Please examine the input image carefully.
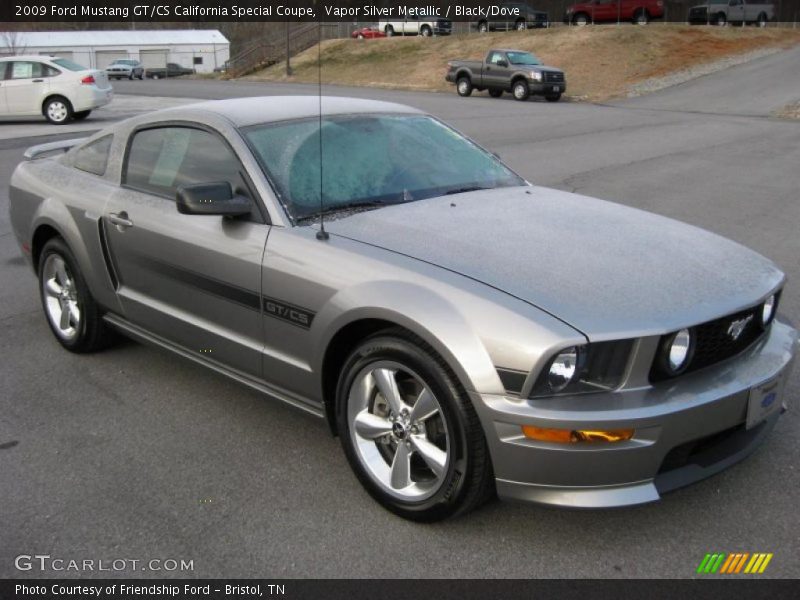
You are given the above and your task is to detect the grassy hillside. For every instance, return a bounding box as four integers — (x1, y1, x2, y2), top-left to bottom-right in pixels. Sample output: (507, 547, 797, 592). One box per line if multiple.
(245, 25, 800, 101)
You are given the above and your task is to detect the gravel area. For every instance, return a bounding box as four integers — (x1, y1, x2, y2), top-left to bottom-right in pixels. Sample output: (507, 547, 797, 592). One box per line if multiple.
(627, 47, 783, 97)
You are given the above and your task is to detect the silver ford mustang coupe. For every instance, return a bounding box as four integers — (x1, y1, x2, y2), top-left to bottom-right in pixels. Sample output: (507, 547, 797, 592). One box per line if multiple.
(9, 97, 797, 521)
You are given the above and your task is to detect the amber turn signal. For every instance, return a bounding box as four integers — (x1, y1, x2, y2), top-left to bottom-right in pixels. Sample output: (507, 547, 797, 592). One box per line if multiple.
(521, 425, 634, 444)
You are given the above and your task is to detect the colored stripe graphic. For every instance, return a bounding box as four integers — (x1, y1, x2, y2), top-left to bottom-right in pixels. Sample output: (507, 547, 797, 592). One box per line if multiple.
(698, 552, 773, 574)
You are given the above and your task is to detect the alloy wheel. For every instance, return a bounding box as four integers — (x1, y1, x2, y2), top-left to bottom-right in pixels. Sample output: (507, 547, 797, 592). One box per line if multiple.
(348, 362, 450, 501)
(42, 254, 81, 340)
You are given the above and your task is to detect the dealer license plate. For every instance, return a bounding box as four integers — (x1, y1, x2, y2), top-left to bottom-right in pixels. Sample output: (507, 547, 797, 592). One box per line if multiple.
(746, 375, 783, 429)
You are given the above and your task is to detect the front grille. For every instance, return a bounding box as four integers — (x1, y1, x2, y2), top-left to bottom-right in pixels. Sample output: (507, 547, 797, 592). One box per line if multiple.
(544, 71, 564, 83)
(650, 298, 777, 382)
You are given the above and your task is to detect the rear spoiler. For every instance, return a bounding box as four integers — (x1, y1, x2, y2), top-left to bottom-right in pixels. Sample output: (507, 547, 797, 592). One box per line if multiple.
(24, 137, 88, 161)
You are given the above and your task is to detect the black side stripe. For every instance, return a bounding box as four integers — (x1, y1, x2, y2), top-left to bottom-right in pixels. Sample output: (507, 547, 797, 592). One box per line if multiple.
(130, 254, 261, 311)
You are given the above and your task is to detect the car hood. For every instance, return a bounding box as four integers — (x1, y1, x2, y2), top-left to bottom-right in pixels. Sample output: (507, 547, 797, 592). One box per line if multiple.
(324, 186, 784, 340)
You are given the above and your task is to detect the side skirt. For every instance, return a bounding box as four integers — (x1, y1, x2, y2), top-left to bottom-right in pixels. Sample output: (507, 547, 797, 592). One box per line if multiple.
(102, 313, 325, 419)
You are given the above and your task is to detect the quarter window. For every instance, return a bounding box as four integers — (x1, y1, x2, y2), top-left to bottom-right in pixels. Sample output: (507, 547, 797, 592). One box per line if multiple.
(74, 135, 113, 177)
(124, 127, 249, 200)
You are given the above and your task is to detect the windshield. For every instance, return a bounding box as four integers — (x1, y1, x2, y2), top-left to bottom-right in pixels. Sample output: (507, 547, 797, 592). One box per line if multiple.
(113, 60, 136, 65)
(51, 58, 88, 71)
(244, 115, 524, 221)
(506, 52, 541, 66)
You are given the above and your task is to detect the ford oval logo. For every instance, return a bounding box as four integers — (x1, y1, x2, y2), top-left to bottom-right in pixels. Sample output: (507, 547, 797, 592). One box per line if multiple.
(761, 392, 777, 408)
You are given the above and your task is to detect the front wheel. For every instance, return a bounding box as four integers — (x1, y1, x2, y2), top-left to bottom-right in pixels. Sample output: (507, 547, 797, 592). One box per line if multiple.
(38, 237, 112, 353)
(478, 21, 488, 33)
(515, 19, 527, 31)
(336, 331, 494, 521)
(715, 13, 727, 26)
(385, 25, 395, 36)
(633, 10, 649, 25)
(420, 25, 432, 37)
(456, 76, 473, 97)
(757, 13, 767, 27)
(573, 13, 589, 26)
(512, 79, 530, 101)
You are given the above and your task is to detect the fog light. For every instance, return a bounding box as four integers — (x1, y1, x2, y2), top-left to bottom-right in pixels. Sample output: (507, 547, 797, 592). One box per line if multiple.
(522, 425, 634, 443)
(666, 328, 693, 374)
(761, 294, 776, 327)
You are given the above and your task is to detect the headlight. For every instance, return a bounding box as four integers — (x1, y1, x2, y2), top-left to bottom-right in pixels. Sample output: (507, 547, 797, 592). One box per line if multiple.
(548, 346, 580, 392)
(530, 71, 542, 81)
(761, 294, 776, 327)
(530, 340, 634, 398)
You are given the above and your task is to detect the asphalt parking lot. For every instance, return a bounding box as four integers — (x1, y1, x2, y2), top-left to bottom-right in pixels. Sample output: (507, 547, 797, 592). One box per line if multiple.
(2, 47, 799, 578)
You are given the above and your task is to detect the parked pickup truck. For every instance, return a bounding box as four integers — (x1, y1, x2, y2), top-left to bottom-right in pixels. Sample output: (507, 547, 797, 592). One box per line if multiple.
(688, 1, 774, 26)
(146, 63, 195, 79)
(446, 49, 566, 101)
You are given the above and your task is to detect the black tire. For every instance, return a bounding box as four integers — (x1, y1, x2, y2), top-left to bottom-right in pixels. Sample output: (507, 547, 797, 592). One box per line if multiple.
(545, 93, 562, 102)
(512, 79, 530, 101)
(715, 13, 727, 26)
(72, 110, 91, 120)
(38, 237, 113, 353)
(456, 76, 473, 97)
(573, 12, 589, 26)
(152, 73, 160, 80)
(420, 25, 432, 37)
(336, 330, 494, 521)
(43, 96, 73, 125)
(757, 13, 767, 27)
(357, 34, 365, 39)
(478, 21, 488, 33)
(128, 72, 134, 80)
(488, 89, 503, 98)
(515, 19, 527, 31)
(633, 10, 649, 25)
(138, 72, 144, 80)
(385, 25, 395, 36)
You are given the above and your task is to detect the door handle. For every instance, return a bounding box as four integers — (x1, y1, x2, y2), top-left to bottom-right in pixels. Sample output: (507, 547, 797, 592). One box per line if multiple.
(32, 79, 44, 83)
(108, 212, 134, 229)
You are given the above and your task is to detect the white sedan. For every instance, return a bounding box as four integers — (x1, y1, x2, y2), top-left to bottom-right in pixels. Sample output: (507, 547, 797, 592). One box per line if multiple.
(0, 55, 113, 124)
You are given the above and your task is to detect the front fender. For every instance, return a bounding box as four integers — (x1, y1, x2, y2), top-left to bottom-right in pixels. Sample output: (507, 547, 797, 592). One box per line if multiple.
(314, 280, 497, 395)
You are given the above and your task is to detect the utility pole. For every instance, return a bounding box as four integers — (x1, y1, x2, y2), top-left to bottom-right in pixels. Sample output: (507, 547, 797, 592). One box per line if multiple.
(286, 21, 293, 76)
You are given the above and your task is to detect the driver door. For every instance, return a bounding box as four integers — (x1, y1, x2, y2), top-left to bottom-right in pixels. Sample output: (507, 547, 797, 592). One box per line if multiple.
(102, 124, 269, 378)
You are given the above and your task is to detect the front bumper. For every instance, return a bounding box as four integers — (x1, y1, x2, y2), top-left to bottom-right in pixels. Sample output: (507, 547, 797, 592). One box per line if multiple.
(472, 319, 797, 507)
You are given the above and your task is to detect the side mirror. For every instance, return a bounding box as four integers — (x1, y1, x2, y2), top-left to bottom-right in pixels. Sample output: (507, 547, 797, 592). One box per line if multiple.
(497, 59, 509, 68)
(176, 182, 251, 217)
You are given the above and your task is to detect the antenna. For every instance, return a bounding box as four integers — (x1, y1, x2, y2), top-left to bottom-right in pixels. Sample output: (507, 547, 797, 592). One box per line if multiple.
(315, 18, 329, 241)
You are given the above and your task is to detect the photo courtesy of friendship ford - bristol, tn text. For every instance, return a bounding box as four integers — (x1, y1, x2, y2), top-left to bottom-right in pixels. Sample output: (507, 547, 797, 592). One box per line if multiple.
(1, 0, 799, 590)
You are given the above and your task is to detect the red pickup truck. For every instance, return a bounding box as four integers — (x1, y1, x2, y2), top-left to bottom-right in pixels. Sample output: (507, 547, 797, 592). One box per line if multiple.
(564, 0, 664, 25)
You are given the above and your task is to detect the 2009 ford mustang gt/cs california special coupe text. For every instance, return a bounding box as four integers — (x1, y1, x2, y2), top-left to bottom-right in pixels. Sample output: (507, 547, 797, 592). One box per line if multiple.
(9, 97, 797, 521)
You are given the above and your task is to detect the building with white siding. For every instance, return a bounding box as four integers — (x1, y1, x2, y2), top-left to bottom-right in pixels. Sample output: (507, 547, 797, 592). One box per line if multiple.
(0, 30, 229, 73)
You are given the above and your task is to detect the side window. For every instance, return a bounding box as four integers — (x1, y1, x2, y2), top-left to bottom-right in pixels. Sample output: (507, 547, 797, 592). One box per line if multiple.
(124, 127, 249, 200)
(74, 135, 113, 177)
(489, 52, 505, 65)
(9, 61, 45, 80)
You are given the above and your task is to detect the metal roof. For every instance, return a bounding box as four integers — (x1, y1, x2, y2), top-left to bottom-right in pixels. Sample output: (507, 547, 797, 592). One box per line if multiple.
(0, 29, 229, 49)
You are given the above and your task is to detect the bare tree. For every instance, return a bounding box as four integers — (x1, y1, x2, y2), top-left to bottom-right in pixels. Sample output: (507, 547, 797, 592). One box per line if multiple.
(0, 30, 27, 55)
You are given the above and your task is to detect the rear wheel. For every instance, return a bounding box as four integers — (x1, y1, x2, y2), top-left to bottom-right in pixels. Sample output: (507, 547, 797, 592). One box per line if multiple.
(152, 73, 160, 80)
(716, 13, 727, 26)
(38, 237, 112, 353)
(420, 25, 432, 37)
(43, 96, 73, 124)
(757, 12, 767, 27)
(512, 79, 530, 101)
(633, 10, 649, 25)
(488, 89, 503, 98)
(72, 110, 91, 120)
(478, 21, 488, 33)
(515, 19, 527, 31)
(385, 25, 395, 36)
(456, 76, 473, 97)
(336, 331, 494, 521)
(574, 13, 589, 26)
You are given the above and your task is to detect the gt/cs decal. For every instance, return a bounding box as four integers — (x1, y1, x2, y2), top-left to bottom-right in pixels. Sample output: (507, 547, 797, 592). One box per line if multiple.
(262, 296, 315, 329)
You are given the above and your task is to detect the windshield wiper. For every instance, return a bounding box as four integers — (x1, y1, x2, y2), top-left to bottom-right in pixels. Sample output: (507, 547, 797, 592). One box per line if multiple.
(444, 185, 494, 196)
(297, 200, 387, 223)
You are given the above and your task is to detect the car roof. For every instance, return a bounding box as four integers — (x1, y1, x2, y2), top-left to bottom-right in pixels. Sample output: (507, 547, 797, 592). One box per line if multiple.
(168, 96, 423, 128)
(0, 55, 61, 61)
